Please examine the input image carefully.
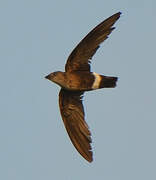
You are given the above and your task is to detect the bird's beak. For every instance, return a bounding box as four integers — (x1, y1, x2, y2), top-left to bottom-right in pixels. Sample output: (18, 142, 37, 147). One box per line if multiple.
(45, 74, 51, 80)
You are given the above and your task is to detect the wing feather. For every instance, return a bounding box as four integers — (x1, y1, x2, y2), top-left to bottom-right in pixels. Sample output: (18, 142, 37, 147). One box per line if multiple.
(59, 89, 93, 162)
(65, 12, 121, 72)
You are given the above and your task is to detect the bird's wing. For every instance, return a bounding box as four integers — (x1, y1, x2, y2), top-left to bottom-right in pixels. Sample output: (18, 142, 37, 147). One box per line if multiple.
(65, 12, 121, 72)
(59, 88, 92, 162)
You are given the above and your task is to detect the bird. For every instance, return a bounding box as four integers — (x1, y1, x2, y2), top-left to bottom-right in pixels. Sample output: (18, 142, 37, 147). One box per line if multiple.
(45, 12, 121, 162)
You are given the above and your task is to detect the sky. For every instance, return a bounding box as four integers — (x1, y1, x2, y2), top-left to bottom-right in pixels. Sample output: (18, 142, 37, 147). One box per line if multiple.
(0, 0, 156, 180)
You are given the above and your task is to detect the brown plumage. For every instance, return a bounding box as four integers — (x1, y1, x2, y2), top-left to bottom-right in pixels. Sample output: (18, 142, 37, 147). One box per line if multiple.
(65, 12, 121, 72)
(45, 12, 121, 162)
(59, 89, 92, 162)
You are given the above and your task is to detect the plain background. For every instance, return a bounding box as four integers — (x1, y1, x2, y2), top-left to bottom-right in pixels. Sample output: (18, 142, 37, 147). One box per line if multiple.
(0, 0, 156, 180)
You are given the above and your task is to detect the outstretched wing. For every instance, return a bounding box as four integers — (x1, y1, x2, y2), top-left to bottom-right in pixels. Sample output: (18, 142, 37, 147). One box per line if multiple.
(65, 12, 121, 72)
(59, 89, 92, 162)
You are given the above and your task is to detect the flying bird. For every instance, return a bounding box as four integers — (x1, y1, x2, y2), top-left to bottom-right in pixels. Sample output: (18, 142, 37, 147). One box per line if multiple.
(45, 12, 121, 162)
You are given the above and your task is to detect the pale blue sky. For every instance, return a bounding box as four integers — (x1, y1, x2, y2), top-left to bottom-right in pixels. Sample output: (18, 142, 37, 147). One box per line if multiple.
(0, 0, 156, 180)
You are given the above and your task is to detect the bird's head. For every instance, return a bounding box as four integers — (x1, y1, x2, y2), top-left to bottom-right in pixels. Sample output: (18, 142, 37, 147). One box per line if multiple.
(45, 71, 65, 86)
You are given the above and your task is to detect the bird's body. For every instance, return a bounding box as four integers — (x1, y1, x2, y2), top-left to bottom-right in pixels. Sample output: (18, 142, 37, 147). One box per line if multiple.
(46, 71, 117, 91)
(45, 12, 121, 162)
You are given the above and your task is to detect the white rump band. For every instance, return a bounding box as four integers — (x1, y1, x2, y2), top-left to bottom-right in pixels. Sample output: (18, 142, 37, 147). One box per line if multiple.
(92, 72, 101, 89)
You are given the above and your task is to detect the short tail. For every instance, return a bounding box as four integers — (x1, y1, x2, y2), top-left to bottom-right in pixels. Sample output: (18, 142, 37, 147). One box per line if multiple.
(99, 76, 118, 88)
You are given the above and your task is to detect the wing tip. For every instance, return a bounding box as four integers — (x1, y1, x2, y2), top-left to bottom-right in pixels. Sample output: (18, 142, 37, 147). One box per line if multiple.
(88, 157, 93, 163)
(111, 11, 122, 21)
(85, 153, 93, 163)
(116, 11, 122, 16)
(118, 11, 122, 15)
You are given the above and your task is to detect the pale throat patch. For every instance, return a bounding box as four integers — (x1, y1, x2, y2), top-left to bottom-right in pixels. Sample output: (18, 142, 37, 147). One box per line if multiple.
(92, 72, 101, 89)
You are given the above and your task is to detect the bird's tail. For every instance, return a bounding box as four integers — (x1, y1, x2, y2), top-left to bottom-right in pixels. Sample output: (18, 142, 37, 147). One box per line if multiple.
(99, 76, 118, 88)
